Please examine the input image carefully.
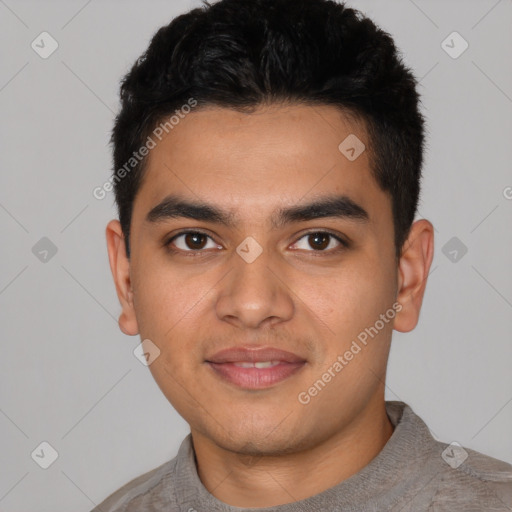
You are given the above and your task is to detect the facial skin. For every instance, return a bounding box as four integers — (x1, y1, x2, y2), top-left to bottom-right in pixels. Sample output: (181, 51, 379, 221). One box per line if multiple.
(106, 104, 434, 507)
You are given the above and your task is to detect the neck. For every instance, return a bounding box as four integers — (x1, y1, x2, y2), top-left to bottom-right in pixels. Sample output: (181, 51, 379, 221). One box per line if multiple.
(191, 397, 394, 508)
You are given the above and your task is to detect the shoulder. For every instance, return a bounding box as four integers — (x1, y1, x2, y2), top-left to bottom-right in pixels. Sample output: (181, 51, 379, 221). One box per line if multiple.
(387, 402, 512, 511)
(458, 446, 512, 482)
(428, 442, 512, 511)
(90, 456, 178, 512)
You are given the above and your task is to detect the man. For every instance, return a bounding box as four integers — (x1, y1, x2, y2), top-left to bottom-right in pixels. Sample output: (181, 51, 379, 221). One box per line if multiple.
(94, 0, 512, 510)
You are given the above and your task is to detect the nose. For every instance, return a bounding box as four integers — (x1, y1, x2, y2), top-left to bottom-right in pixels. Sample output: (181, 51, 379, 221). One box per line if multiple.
(215, 245, 295, 330)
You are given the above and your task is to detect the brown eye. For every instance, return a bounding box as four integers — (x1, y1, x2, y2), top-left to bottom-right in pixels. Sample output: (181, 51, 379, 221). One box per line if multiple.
(184, 233, 207, 249)
(168, 231, 219, 252)
(291, 231, 348, 253)
(308, 233, 330, 250)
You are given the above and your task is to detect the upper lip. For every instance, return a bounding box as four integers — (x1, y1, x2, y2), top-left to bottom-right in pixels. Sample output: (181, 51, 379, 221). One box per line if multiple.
(206, 346, 306, 364)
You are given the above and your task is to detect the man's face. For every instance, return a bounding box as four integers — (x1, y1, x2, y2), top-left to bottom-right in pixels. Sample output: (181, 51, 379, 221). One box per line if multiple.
(119, 104, 402, 454)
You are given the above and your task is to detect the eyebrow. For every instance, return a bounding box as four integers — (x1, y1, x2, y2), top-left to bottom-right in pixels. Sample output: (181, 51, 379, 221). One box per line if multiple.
(145, 193, 369, 228)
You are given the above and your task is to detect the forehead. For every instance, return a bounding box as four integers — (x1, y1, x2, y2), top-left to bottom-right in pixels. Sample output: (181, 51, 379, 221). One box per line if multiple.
(133, 104, 389, 225)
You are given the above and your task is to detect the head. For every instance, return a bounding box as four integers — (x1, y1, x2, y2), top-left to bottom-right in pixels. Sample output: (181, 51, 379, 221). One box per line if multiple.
(106, 0, 434, 456)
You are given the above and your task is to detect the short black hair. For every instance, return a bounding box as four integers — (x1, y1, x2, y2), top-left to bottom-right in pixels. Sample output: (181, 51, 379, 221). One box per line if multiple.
(110, 0, 426, 259)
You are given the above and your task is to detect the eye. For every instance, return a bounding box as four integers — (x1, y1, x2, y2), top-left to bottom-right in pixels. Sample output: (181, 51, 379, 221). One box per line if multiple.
(291, 231, 348, 252)
(167, 231, 221, 252)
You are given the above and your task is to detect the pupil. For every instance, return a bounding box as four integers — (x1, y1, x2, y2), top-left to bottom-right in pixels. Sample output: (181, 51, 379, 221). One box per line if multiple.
(186, 233, 206, 249)
(310, 233, 329, 250)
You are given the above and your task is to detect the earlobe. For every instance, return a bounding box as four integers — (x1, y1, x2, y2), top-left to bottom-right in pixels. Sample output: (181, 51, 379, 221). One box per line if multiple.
(105, 220, 139, 336)
(393, 219, 435, 333)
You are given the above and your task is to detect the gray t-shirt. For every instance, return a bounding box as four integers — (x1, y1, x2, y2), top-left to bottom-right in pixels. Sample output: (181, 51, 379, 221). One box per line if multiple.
(91, 401, 512, 511)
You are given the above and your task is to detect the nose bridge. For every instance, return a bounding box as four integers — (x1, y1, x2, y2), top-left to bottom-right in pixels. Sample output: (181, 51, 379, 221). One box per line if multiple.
(215, 241, 294, 328)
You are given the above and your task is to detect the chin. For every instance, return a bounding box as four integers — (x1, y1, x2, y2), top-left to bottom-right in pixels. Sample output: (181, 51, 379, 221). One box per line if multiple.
(204, 419, 311, 457)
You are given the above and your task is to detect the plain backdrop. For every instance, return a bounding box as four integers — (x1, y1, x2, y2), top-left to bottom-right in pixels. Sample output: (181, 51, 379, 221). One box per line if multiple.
(0, 0, 511, 510)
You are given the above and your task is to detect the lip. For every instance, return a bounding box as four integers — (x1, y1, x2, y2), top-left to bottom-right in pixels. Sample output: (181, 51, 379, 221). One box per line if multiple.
(205, 346, 307, 390)
(207, 346, 306, 364)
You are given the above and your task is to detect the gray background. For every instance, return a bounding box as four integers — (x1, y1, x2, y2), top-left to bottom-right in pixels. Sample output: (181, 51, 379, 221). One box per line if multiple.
(0, 0, 511, 510)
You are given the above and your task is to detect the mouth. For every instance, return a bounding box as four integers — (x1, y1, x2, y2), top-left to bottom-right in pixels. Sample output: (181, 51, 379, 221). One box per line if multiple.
(205, 346, 307, 390)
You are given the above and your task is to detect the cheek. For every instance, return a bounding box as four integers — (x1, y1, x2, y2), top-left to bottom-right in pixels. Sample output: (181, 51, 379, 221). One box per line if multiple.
(132, 264, 213, 379)
(132, 278, 170, 338)
(296, 258, 395, 341)
(135, 272, 207, 416)
(132, 259, 203, 338)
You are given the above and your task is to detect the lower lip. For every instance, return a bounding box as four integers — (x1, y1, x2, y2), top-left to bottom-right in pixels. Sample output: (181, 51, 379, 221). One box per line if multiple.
(206, 361, 306, 389)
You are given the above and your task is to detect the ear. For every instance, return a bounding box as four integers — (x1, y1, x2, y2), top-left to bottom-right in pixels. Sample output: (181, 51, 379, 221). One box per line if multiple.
(105, 219, 139, 336)
(393, 219, 435, 333)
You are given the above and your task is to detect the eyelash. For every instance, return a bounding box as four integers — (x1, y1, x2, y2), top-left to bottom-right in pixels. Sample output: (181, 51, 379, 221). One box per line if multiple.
(164, 230, 349, 257)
